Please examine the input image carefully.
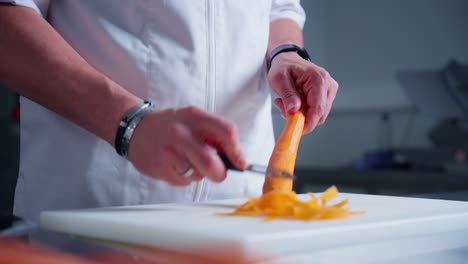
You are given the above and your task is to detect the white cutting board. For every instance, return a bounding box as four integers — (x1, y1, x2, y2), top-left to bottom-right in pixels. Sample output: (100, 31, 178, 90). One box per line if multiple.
(40, 193, 468, 259)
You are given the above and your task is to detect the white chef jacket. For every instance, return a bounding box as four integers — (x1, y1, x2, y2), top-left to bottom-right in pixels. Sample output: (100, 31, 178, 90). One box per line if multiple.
(3, 0, 305, 229)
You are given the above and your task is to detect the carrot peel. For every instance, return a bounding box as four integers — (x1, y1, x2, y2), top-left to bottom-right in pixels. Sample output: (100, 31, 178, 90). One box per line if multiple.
(222, 186, 365, 221)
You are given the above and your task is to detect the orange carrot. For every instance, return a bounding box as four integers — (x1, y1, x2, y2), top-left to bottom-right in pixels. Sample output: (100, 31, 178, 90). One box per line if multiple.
(263, 102, 306, 193)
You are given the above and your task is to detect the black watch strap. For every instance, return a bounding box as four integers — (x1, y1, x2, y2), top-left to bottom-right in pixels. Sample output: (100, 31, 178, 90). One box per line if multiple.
(115, 101, 155, 158)
(267, 44, 312, 71)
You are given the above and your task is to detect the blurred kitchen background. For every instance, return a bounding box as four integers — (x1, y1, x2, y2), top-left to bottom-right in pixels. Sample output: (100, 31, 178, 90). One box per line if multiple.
(275, 0, 468, 196)
(1, 0, 467, 213)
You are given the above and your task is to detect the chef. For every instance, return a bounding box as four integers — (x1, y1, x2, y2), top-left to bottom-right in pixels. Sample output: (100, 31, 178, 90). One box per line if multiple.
(0, 0, 338, 241)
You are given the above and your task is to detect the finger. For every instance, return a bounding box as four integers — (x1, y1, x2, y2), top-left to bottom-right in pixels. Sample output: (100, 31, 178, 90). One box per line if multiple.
(171, 147, 204, 182)
(159, 161, 193, 186)
(172, 167, 203, 185)
(190, 171, 205, 182)
(171, 121, 227, 182)
(273, 98, 287, 119)
(164, 169, 192, 186)
(304, 92, 327, 134)
(303, 111, 321, 134)
(270, 68, 302, 114)
(302, 77, 328, 134)
(182, 107, 247, 170)
(185, 145, 226, 183)
(146, 148, 192, 186)
(318, 78, 339, 125)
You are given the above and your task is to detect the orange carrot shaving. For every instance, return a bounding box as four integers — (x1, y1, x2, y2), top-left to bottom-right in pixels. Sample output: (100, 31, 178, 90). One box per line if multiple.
(222, 186, 364, 222)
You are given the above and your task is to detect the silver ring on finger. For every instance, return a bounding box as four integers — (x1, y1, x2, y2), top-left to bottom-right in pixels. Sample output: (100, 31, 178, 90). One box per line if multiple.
(180, 167, 195, 178)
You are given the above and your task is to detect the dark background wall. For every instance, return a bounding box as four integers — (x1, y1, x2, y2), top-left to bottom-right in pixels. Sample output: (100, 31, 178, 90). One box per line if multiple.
(0, 85, 19, 213)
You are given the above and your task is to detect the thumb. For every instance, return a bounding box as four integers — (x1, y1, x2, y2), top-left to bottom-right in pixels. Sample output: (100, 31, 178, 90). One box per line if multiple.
(276, 77, 301, 114)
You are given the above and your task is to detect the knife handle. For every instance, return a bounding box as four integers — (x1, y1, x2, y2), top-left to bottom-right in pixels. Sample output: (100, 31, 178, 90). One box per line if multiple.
(219, 153, 242, 171)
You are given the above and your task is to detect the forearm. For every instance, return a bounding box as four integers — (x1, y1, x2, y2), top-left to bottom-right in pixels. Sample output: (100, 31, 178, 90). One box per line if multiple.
(267, 18, 304, 58)
(0, 5, 141, 146)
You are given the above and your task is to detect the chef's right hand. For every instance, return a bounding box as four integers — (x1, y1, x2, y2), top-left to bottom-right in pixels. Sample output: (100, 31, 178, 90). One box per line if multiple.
(127, 106, 247, 186)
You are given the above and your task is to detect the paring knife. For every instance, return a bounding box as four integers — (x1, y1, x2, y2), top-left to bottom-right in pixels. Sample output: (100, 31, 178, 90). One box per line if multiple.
(219, 154, 294, 179)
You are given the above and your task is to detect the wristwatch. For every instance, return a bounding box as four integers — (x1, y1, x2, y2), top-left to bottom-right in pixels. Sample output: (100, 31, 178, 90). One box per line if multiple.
(267, 44, 312, 71)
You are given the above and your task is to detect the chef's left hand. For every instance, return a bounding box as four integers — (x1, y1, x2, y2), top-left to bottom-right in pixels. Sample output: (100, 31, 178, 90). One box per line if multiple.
(268, 52, 338, 134)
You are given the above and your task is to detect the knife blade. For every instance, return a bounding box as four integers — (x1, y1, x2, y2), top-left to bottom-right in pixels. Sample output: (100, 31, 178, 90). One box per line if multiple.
(219, 154, 294, 179)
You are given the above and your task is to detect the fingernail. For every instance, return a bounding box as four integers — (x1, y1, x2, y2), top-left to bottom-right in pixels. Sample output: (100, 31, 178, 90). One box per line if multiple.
(286, 103, 296, 113)
(237, 154, 248, 168)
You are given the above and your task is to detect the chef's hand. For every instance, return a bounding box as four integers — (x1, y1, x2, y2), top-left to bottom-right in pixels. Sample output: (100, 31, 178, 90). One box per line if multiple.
(268, 52, 338, 134)
(127, 106, 247, 186)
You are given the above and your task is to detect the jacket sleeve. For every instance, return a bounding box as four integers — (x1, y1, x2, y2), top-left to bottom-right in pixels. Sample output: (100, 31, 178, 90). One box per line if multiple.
(0, 0, 50, 17)
(270, 0, 306, 29)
